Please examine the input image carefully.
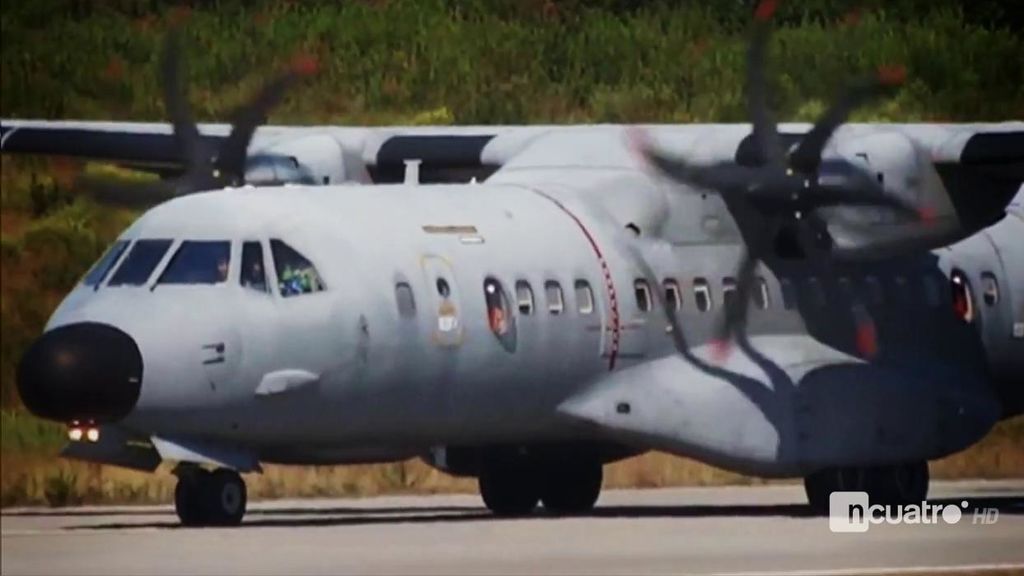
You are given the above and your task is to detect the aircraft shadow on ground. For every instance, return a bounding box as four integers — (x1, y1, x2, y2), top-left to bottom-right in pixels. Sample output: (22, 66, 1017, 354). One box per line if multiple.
(55, 495, 1023, 530)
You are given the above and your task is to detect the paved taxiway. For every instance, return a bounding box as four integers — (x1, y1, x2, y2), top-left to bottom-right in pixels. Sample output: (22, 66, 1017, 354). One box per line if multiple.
(2, 480, 1023, 575)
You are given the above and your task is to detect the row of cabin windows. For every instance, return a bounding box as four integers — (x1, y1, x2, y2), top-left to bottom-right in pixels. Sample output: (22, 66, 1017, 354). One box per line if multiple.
(393, 278, 597, 319)
(633, 271, 1001, 314)
(394, 270, 1002, 320)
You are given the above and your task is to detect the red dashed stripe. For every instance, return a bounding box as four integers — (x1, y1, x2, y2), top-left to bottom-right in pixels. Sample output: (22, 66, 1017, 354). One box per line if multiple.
(531, 190, 620, 371)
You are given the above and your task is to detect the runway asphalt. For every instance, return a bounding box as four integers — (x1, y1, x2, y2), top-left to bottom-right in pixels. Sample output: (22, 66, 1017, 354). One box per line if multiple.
(2, 480, 1023, 575)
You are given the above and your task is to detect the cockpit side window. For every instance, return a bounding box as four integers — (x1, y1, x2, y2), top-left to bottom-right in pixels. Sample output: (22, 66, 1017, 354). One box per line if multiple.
(240, 241, 269, 293)
(158, 241, 231, 285)
(271, 239, 325, 297)
(82, 240, 129, 287)
(108, 239, 173, 286)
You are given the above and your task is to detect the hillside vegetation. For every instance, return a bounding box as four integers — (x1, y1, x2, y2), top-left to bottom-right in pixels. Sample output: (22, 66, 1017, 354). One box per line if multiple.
(1, 0, 1021, 505)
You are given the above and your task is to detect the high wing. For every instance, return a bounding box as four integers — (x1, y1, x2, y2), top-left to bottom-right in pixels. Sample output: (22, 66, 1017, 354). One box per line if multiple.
(2, 118, 1021, 185)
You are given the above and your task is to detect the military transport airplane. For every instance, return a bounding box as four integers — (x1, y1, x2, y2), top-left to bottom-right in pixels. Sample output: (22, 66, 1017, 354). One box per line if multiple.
(2, 3, 1022, 526)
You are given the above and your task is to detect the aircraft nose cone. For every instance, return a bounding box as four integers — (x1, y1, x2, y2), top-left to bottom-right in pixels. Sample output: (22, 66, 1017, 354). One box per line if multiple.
(16, 322, 142, 423)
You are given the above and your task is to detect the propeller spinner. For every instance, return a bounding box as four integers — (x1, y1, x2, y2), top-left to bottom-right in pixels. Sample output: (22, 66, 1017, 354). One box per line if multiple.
(80, 29, 318, 207)
(632, 0, 932, 360)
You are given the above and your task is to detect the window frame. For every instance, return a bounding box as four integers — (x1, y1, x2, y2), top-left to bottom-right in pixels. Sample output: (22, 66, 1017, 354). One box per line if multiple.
(575, 280, 595, 315)
(544, 280, 565, 315)
(634, 279, 652, 313)
(779, 278, 796, 310)
(515, 280, 535, 316)
(107, 238, 175, 287)
(395, 282, 417, 318)
(156, 239, 234, 287)
(722, 277, 737, 312)
(663, 279, 681, 312)
(268, 238, 327, 298)
(864, 276, 885, 306)
(83, 239, 130, 288)
(753, 277, 770, 310)
(693, 277, 713, 313)
(981, 271, 999, 307)
(804, 276, 826, 308)
(239, 240, 270, 294)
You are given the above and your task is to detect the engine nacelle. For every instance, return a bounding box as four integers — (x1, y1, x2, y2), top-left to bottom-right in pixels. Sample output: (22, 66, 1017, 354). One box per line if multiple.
(247, 134, 369, 186)
(822, 131, 1020, 261)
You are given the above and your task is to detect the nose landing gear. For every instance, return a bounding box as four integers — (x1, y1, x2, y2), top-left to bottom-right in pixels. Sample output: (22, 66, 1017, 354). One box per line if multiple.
(174, 465, 247, 526)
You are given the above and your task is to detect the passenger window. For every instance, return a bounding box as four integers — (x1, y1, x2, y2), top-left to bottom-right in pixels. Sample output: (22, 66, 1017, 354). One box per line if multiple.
(83, 240, 129, 286)
(515, 281, 534, 315)
(950, 270, 975, 323)
(663, 279, 681, 312)
(864, 276, 884, 306)
(436, 278, 451, 297)
(804, 277, 825, 307)
(158, 241, 231, 285)
(981, 272, 999, 306)
(693, 278, 713, 312)
(545, 281, 564, 315)
(575, 280, 595, 315)
(923, 275, 941, 308)
(240, 241, 268, 293)
(722, 277, 737, 311)
(634, 279, 652, 312)
(894, 275, 911, 304)
(108, 239, 172, 286)
(484, 278, 514, 336)
(753, 277, 770, 310)
(271, 239, 325, 297)
(779, 278, 796, 310)
(395, 283, 416, 317)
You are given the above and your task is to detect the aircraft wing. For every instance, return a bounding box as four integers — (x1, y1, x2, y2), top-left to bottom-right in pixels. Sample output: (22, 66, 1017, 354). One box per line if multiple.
(2, 118, 1021, 188)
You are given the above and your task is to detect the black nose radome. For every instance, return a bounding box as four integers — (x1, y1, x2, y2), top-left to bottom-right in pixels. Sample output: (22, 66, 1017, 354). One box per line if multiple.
(17, 322, 142, 423)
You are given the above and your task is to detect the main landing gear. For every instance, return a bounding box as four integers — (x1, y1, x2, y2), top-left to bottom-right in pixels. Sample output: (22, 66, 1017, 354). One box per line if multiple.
(804, 461, 929, 513)
(479, 456, 603, 517)
(174, 466, 247, 526)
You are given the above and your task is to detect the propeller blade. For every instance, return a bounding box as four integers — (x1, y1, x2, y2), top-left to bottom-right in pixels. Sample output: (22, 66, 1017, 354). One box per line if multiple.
(746, 0, 785, 168)
(789, 65, 906, 172)
(713, 248, 760, 359)
(160, 29, 204, 176)
(217, 55, 317, 183)
(639, 146, 760, 194)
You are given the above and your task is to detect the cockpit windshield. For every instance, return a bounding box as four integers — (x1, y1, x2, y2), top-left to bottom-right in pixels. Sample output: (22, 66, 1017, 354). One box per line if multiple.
(107, 239, 173, 286)
(82, 240, 129, 287)
(157, 241, 231, 285)
(271, 239, 325, 297)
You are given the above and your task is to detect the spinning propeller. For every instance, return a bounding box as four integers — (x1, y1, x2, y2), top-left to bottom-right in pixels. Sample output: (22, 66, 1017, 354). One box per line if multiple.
(632, 0, 933, 360)
(80, 29, 318, 207)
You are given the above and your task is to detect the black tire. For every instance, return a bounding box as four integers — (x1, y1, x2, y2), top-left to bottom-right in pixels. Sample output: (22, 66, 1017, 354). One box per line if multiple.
(540, 460, 602, 515)
(870, 462, 929, 506)
(479, 463, 538, 517)
(174, 469, 210, 527)
(202, 468, 247, 526)
(803, 467, 866, 514)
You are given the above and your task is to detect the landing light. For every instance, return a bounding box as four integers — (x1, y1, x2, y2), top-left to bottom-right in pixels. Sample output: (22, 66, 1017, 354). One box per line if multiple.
(67, 425, 100, 443)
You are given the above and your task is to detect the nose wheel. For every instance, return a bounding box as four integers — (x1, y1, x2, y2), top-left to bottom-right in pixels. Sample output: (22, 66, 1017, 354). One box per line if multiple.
(174, 466, 247, 526)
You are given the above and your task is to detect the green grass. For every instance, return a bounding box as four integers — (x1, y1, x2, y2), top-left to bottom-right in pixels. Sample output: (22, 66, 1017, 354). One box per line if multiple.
(0, 410, 65, 454)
